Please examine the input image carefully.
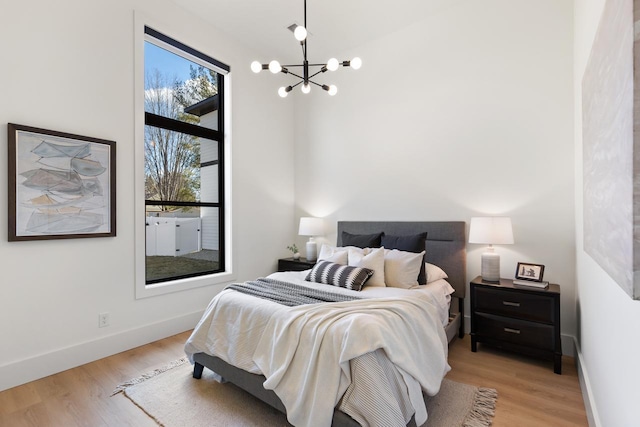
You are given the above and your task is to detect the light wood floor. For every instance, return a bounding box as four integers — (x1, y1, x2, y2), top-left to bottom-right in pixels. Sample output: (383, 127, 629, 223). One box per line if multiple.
(0, 331, 587, 426)
(447, 335, 588, 426)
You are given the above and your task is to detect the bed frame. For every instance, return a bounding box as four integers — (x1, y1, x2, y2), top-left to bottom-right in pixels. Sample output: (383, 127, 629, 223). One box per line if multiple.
(193, 221, 467, 427)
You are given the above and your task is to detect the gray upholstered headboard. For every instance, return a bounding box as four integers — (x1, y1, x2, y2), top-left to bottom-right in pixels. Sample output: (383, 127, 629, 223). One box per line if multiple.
(336, 221, 466, 299)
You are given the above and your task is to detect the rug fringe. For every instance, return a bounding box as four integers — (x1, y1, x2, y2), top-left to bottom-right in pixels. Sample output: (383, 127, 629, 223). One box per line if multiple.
(462, 387, 497, 427)
(110, 357, 190, 396)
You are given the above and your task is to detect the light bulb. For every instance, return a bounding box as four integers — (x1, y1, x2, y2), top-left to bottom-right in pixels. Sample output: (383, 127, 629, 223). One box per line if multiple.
(269, 60, 282, 74)
(350, 57, 362, 70)
(328, 85, 337, 96)
(294, 25, 307, 41)
(278, 87, 289, 98)
(251, 61, 262, 73)
(301, 83, 311, 94)
(326, 58, 339, 71)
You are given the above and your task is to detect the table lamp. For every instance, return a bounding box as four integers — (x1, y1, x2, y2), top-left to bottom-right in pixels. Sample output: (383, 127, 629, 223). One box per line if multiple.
(468, 217, 514, 282)
(298, 217, 324, 262)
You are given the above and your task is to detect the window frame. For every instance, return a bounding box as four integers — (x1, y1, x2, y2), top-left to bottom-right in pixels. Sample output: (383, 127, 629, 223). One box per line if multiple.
(134, 13, 234, 299)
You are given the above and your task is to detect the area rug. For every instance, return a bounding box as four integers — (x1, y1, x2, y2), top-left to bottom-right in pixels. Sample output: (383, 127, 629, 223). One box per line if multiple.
(112, 358, 496, 427)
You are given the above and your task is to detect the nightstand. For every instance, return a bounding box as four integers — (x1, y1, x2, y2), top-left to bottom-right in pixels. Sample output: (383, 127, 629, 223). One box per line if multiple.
(278, 257, 316, 272)
(470, 276, 562, 374)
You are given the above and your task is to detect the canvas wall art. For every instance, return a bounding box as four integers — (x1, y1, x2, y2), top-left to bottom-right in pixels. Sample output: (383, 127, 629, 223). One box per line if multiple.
(8, 123, 116, 241)
(582, 0, 639, 299)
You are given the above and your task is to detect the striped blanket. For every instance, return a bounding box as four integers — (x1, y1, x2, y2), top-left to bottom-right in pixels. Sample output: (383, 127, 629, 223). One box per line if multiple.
(226, 278, 363, 306)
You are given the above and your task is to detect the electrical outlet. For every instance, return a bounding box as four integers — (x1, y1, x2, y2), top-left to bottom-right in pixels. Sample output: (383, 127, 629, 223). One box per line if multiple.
(99, 312, 110, 328)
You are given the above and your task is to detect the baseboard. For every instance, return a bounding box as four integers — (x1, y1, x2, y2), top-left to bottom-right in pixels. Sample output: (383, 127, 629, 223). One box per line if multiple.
(574, 337, 601, 427)
(0, 310, 203, 392)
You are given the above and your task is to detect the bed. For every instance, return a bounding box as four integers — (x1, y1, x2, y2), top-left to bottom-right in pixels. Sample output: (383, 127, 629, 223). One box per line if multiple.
(185, 221, 466, 427)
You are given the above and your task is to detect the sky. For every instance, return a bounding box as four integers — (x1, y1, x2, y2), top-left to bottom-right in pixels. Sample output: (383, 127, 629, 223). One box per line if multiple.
(145, 41, 194, 84)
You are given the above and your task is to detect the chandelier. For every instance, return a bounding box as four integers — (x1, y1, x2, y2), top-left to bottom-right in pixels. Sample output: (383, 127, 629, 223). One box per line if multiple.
(250, 0, 361, 97)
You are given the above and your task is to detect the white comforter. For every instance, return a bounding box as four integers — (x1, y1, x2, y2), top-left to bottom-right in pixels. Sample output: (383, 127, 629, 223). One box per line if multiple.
(184, 272, 452, 427)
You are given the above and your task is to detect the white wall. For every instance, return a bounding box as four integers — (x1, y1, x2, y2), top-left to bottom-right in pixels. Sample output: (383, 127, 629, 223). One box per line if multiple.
(8, 7, 634, 426)
(574, 0, 640, 425)
(0, 0, 295, 391)
(294, 0, 576, 347)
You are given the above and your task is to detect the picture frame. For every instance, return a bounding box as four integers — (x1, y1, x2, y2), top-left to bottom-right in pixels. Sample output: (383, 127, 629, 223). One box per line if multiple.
(8, 123, 116, 241)
(515, 262, 545, 282)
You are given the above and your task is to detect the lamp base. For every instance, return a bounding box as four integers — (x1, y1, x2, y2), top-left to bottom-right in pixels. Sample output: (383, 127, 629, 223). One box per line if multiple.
(306, 239, 317, 262)
(480, 250, 500, 282)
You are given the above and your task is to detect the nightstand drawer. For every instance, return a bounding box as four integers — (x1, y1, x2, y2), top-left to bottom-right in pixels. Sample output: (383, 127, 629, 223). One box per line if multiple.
(474, 287, 555, 323)
(475, 313, 555, 350)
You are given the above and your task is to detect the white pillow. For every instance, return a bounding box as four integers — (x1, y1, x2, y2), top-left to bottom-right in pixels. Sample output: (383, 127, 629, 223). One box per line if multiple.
(426, 263, 448, 283)
(317, 244, 348, 264)
(384, 249, 425, 289)
(348, 247, 386, 287)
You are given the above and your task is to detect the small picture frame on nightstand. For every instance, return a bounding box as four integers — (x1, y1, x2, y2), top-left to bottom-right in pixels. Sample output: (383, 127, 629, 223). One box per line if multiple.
(515, 262, 545, 282)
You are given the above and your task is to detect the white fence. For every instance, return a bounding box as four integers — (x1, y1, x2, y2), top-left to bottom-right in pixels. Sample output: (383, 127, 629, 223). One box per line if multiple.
(146, 217, 202, 256)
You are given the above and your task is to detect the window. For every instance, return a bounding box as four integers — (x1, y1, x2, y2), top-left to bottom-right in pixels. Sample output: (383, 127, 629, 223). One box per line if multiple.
(142, 27, 230, 286)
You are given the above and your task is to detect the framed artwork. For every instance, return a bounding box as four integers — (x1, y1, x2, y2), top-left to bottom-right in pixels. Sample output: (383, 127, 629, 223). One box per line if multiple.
(8, 123, 116, 241)
(582, 0, 639, 299)
(515, 262, 545, 282)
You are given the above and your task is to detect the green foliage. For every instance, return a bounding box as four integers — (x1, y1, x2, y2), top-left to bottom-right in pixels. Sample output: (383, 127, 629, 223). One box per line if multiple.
(174, 65, 218, 111)
(287, 244, 299, 254)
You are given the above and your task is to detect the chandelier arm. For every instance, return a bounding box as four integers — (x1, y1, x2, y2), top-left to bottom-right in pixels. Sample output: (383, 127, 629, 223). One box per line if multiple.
(308, 79, 325, 88)
(286, 70, 305, 80)
(279, 63, 328, 68)
(308, 69, 326, 79)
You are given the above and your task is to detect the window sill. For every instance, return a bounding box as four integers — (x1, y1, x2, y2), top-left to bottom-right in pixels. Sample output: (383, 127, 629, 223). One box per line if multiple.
(135, 270, 235, 299)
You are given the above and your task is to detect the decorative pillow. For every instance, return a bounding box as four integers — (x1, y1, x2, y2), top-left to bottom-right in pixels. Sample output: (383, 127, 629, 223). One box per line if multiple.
(381, 233, 427, 284)
(341, 231, 383, 249)
(426, 262, 448, 283)
(383, 249, 425, 289)
(305, 261, 374, 291)
(317, 244, 349, 265)
(348, 246, 386, 287)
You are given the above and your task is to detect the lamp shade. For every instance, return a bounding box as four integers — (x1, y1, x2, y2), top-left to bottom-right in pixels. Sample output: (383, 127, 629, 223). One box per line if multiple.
(468, 217, 514, 245)
(469, 217, 514, 282)
(298, 217, 324, 236)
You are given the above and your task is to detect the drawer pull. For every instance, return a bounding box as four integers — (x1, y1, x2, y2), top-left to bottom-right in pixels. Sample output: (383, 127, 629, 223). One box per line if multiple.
(502, 301, 520, 307)
(504, 327, 521, 334)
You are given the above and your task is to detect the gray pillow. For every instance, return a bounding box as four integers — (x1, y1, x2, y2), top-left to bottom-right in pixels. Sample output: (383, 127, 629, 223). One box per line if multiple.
(341, 231, 383, 249)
